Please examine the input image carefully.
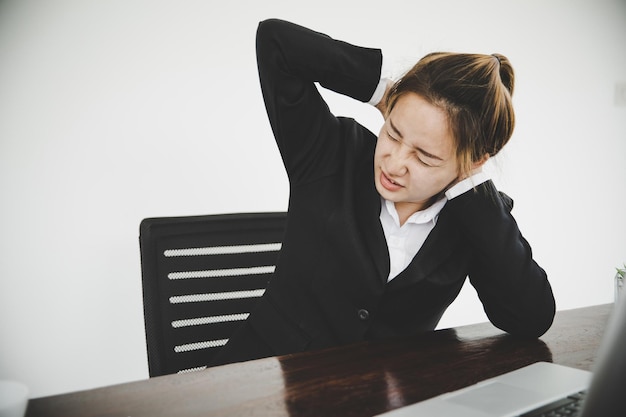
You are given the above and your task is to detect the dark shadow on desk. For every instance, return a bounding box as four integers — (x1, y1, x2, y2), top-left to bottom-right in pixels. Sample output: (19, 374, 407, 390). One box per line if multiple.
(276, 329, 553, 417)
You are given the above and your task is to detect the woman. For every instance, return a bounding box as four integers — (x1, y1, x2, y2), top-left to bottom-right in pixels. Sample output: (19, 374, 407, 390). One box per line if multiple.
(211, 19, 555, 366)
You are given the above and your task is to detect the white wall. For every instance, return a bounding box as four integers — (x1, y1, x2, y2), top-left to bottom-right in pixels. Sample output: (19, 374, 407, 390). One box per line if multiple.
(0, 0, 624, 398)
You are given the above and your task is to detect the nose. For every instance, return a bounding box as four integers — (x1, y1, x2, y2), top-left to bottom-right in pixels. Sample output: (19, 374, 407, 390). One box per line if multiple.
(386, 142, 410, 177)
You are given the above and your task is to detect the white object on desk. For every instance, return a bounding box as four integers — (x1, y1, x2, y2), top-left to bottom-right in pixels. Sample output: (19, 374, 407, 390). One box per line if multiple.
(0, 381, 28, 417)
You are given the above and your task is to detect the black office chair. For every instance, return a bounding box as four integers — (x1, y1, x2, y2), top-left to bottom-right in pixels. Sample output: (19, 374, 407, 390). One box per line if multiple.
(139, 212, 287, 377)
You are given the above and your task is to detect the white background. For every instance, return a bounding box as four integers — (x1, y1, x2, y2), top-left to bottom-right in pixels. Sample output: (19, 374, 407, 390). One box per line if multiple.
(1, 0, 625, 398)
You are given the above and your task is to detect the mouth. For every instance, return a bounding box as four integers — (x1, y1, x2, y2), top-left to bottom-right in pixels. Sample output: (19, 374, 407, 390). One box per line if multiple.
(379, 171, 404, 192)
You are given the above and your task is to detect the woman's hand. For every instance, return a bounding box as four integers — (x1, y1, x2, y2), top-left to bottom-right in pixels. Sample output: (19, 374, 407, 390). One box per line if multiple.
(374, 79, 394, 117)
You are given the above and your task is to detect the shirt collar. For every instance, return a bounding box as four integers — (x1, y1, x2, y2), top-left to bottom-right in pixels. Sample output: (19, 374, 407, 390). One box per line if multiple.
(382, 197, 447, 228)
(380, 171, 491, 228)
(444, 171, 490, 200)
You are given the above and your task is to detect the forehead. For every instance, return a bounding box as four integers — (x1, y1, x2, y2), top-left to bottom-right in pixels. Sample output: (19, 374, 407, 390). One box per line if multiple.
(388, 93, 455, 157)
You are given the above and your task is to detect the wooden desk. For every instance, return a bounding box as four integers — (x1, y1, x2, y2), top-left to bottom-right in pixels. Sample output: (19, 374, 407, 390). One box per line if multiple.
(26, 304, 611, 417)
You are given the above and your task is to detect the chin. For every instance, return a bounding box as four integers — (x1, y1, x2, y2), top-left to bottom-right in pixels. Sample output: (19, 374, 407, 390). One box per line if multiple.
(376, 188, 400, 203)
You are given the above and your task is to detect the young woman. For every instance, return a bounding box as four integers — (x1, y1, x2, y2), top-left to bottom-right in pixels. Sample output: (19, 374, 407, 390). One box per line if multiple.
(211, 19, 555, 366)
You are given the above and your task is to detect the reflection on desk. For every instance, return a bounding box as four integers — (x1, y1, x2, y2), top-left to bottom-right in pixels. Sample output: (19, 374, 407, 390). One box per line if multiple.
(26, 304, 611, 417)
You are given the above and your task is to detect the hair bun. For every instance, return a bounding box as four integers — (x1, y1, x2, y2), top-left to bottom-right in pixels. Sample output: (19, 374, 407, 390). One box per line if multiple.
(491, 53, 514, 95)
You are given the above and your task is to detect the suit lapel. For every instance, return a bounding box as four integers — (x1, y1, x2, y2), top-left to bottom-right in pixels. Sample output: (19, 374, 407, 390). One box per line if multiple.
(353, 152, 390, 284)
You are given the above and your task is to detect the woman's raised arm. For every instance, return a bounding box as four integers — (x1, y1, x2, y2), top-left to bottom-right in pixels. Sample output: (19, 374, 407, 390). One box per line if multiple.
(255, 19, 382, 184)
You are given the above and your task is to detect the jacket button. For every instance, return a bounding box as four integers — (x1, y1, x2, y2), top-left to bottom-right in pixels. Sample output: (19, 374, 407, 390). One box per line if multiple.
(357, 309, 370, 320)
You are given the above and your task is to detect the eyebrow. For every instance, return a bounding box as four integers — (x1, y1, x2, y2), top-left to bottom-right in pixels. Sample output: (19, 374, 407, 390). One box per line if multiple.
(388, 118, 444, 162)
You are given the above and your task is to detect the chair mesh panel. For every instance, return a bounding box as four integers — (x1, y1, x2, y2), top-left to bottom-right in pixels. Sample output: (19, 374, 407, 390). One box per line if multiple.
(139, 212, 287, 377)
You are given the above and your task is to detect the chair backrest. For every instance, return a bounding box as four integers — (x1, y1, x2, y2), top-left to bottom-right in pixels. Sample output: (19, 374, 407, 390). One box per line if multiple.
(139, 212, 287, 377)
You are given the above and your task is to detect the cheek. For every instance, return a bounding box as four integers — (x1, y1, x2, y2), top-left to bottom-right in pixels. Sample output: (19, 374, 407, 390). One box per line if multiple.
(408, 166, 458, 191)
(373, 139, 387, 163)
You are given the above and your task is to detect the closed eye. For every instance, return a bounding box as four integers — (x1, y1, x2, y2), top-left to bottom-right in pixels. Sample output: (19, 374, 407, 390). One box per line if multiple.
(387, 130, 437, 167)
(387, 118, 444, 165)
(416, 154, 435, 167)
(386, 130, 400, 142)
(415, 149, 441, 167)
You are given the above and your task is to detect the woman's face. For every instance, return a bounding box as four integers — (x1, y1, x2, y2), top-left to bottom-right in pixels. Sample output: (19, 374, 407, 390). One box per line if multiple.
(374, 92, 460, 216)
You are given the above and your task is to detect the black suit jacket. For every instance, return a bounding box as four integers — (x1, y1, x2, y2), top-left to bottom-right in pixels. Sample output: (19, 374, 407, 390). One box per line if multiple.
(244, 19, 555, 357)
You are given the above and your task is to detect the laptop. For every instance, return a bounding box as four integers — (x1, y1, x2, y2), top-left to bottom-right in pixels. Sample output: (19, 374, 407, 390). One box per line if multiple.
(376, 299, 626, 417)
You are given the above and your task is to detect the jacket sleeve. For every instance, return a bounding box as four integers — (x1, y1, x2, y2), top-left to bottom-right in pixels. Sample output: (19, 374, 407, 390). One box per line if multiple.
(446, 181, 556, 338)
(255, 19, 382, 185)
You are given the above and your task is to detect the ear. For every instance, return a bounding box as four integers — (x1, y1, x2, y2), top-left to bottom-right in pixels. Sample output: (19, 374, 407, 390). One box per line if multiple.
(472, 153, 490, 170)
(460, 153, 489, 177)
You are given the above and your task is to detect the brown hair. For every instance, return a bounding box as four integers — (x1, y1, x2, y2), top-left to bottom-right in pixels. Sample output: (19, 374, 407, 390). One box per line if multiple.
(385, 52, 515, 178)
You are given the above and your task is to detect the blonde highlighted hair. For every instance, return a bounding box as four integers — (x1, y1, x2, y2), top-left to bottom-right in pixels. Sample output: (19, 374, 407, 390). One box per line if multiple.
(385, 52, 515, 178)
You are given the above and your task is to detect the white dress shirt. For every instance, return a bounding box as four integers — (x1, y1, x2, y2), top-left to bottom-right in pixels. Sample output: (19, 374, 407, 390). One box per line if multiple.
(379, 172, 490, 282)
